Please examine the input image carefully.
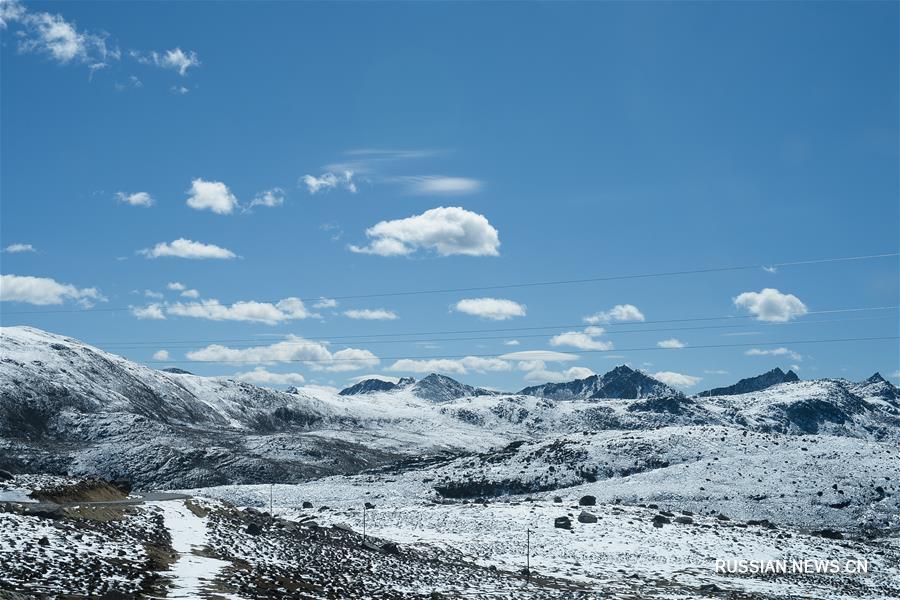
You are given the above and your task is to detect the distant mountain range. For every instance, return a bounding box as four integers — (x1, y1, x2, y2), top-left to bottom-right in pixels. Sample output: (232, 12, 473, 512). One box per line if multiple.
(1, 326, 897, 489)
(698, 367, 799, 397)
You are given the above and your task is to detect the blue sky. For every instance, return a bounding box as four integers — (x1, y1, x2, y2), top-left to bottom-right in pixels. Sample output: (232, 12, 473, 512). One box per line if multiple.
(1, 1, 898, 392)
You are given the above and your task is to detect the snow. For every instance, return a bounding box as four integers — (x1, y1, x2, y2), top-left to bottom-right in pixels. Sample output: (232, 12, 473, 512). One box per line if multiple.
(150, 499, 236, 599)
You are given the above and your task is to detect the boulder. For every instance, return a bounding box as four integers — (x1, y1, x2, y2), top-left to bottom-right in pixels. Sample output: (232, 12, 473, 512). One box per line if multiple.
(364, 502, 376, 509)
(577, 511, 598, 524)
(674, 516, 694, 525)
(0, 469, 13, 481)
(246, 522, 263, 535)
(302, 501, 313, 509)
(652, 515, 671, 528)
(578, 495, 596, 506)
(554, 516, 572, 529)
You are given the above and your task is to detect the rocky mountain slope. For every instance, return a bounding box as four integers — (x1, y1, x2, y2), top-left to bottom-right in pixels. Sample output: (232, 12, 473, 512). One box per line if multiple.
(698, 367, 799, 396)
(519, 365, 680, 400)
(1, 326, 898, 489)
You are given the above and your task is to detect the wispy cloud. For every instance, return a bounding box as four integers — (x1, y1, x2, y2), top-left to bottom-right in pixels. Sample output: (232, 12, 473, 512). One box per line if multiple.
(116, 191, 154, 207)
(3, 243, 36, 253)
(343, 308, 398, 321)
(130, 47, 200, 76)
(187, 336, 378, 372)
(653, 371, 702, 388)
(657, 338, 686, 349)
(745, 347, 802, 361)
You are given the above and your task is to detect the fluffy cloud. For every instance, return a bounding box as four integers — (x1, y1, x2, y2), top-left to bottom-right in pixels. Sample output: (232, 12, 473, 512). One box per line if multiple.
(116, 191, 154, 207)
(657, 338, 686, 349)
(186, 179, 239, 214)
(249, 188, 285, 209)
(180, 289, 200, 298)
(745, 347, 802, 361)
(401, 176, 483, 195)
(584, 304, 645, 325)
(302, 171, 356, 194)
(0, 274, 104, 306)
(131, 303, 165, 320)
(522, 363, 595, 383)
(186, 336, 378, 372)
(144, 290, 164, 299)
(231, 367, 306, 386)
(499, 350, 579, 362)
(453, 298, 525, 320)
(388, 356, 511, 375)
(167, 282, 186, 291)
(167, 297, 314, 325)
(343, 309, 398, 320)
(3, 243, 35, 253)
(139, 238, 236, 260)
(152, 350, 170, 361)
(131, 47, 200, 76)
(314, 297, 338, 309)
(653, 371, 702, 388)
(550, 328, 613, 351)
(504, 340, 520, 346)
(350, 207, 500, 257)
(733, 288, 808, 322)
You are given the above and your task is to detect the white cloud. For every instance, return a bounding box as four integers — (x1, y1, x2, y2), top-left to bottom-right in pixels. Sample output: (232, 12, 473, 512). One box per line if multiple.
(499, 350, 579, 362)
(180, 289, 200, 299)
(185, 179, 239, 214)
(116, 191, 154, 207)
(891, 370, 900, 380)
(454, 298, 525, 320)
(167, 282, 186, 291)
(343, 309, 398, 321)
(3, 243, 35, 253)
(350, 206, 500, 257)
(167, 297, 314, 325)
(504, 340, 520, 346)
(657, 338, 686, 349)
(745, 347, 803, 361)
(704, 369, 729, 375)
(652, 371, 702, 388)
(231, 367, 306, 386)
(170, 85, 189, 95)
(0, 274, 104, 306)
(186, 335, 378, 372)
(11, 5, 114, 67)
(248, 187, 285, 209)
(131, 47, 199, 76)
(522, 363, 594, 383)
(314, 297, 338, 309)
(550, 327, 613, 351)
(733, 288, 808, 322)
(584, 304, 645, 324)
(401, 176, 483, 195)
(131, 303, 165, 320)
(152, 349, 170, 361)
(388, 356, 511, 375)
(302, 171, 356, 194)
(139, 238, 236, 260)
(144, 290, 163, 299)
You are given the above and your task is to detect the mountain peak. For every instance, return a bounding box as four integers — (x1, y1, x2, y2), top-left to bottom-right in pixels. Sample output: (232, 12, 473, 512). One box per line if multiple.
(518, 365, 677, 401)
(412, 373, 497, 403)
(864, 372, 886, 384)
(698, 368, 801, 397)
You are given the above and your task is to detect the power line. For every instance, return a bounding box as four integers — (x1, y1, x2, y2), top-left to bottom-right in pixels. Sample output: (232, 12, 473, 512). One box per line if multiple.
(144, 336, 899, 364)
(82, 305, 899, 347)
(2, 251, 896, 316)
(89, 313, 896, 350)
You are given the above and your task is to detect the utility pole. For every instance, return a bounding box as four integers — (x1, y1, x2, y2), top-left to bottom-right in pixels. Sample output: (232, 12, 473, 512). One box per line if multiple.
(269, 484, 273, 521)
(363, 505, 367, 543)
(526, 527, 531, 583)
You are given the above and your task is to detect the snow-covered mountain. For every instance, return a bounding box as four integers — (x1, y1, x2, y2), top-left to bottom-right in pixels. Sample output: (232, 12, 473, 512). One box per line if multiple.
(1, 326, 898, 489)
(698, 367, 799, 397)
(519, 365, 680, 400)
